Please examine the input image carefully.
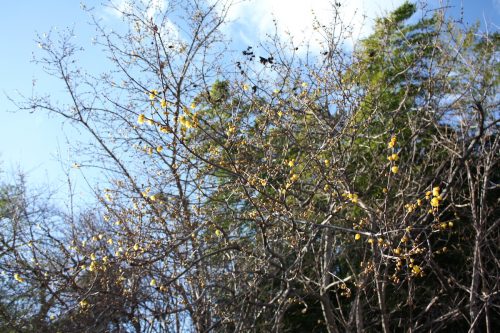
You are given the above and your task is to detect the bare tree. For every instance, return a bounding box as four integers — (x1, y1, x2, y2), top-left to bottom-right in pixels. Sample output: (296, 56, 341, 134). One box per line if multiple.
(8, 1, 499, 332)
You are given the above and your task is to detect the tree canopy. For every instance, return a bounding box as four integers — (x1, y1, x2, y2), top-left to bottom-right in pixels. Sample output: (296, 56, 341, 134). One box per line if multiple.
(3, 1, 499, 332)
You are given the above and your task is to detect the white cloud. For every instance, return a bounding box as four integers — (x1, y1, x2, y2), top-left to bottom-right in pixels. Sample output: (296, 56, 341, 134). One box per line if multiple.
(102, 0, 180, 43)
(105, 0, 167, 19)
(103, 0, 410, 54)
(104, 0, 133, 18)
(224, 0, 407, 51)
(145, 0, 167, 19)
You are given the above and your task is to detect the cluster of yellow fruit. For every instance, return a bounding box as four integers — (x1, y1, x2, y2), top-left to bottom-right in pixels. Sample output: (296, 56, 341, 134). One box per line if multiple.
(138, 90, 199, 134)
(387, 136, 399, 174)
(427, 186, 442, 208)
(344, 192, 358, 204)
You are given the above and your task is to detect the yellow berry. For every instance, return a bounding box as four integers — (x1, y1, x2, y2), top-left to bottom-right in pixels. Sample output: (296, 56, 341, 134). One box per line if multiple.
(432, 186, 440, 197)
(137, 114, 145, 124)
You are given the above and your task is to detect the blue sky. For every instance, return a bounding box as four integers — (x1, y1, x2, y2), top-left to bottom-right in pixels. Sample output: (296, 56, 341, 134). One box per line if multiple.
(0, 0, 498, 198)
